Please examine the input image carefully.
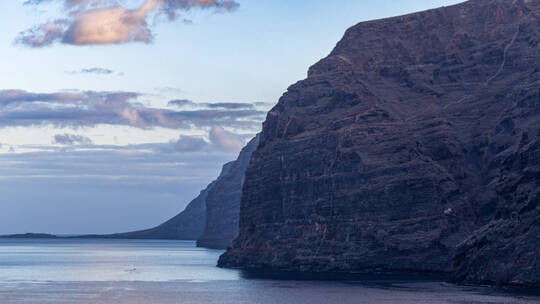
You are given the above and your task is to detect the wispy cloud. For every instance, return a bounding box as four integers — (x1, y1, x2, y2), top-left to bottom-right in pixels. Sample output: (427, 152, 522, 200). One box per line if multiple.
(1, 132, 256, 181)
(66, 67, 116, 75)
(0, 89, 265, 130)
(18, 0, 239, 47)
(159, 135, 209, 153)
(209, 126, 244, 151)
(157, 130, 246, 153)
(168, 99, 195, 107)
(205, 103, 254, 110)
(168, 99, 256, 110)
(15, 19, 69, 48)
(0, 131, 258, 188)
(53, 133, 93, 145)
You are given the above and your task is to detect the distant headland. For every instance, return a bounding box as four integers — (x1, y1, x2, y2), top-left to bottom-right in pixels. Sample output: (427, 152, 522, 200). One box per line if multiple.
(0, 233, 58, 239)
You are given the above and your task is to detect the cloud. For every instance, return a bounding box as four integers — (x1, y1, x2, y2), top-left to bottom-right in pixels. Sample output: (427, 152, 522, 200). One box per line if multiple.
(0, 90, 87, 106)
(157, 135, 209, 153)
(53, 134, 93, 145)
(66, 67, 116, 75)
(206, 102, 254, 110)
(0, 133, 259, 187)
(209, 126, 244, 151)
(154, 87, 184, 95)
(17, 131, 253, 155)
(162, 0, 239, 20)
(19, 0, 239, 47)
(63, 0, 158, 45)
(63, 0, 120, 9)
(168, 99, 255, 110)
(159, 129, 251, 153)
(15, 19, 69, 48)
(168, 99, 195, 107)
(23, 0, 52, 6)
(0, 89, 265, 130)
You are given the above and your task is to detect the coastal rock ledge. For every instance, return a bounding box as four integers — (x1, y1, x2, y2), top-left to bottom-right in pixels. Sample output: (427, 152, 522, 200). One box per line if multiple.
(219, 0, 540, 288)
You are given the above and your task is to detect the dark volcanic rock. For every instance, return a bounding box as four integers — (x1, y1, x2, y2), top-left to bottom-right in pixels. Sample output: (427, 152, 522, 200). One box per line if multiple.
(89, 162, 234, 240)
(197, 135, 260, 249)
(452, 139, 540, 288)
(219, 0, 540, 288)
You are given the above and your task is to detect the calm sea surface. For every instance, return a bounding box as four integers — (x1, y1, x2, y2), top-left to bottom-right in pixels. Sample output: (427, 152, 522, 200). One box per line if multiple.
(0, 239, 537, 304)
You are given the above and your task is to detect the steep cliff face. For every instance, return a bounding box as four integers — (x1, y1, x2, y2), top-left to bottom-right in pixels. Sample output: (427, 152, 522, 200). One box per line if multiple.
(219, 0, 540, 287)
(96, 162, 233, 240)
(452, 139, 540, 287)
(197, 135, 260, 249)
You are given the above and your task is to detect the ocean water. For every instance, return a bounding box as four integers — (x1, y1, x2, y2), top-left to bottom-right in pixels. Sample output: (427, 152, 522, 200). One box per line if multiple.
(0, 239, 537, 304)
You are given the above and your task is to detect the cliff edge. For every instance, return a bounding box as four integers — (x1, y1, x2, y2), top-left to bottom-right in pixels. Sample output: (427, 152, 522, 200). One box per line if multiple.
(219, 0, 539, 288)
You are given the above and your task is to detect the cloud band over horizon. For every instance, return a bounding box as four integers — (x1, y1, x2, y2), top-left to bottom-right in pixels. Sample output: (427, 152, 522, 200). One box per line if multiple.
(0, 89, 265, 130)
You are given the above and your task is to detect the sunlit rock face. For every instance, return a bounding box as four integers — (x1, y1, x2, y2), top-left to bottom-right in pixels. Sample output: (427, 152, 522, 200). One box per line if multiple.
(219, 0, 540, 288)
(197, 135, 260, 249)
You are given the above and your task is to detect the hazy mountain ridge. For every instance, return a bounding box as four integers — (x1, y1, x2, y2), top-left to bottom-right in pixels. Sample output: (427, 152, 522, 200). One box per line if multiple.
(106, 135, 259, 248)
(197, 135, 260, 249)
(84, 162, 234, 241)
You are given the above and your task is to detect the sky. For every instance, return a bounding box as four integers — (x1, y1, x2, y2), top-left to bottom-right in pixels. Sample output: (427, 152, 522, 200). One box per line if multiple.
(0, 0, 465, 235)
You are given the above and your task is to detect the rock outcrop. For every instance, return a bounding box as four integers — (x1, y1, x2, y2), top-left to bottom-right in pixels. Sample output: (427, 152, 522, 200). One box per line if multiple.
(197, 135, 260, 249)
(452, 139, 540, 287)
(219, 0, 539, 288)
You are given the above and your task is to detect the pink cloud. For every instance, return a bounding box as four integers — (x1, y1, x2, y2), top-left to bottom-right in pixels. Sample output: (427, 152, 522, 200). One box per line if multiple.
(63, 0, 158, 45)
(18, 0, 240, 47)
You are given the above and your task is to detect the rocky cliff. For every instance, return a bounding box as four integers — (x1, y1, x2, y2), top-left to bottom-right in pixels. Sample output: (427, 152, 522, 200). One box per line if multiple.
(452, 138, 540, 288)
(197, 135, 260, 249)
(219, 0, 539, 288)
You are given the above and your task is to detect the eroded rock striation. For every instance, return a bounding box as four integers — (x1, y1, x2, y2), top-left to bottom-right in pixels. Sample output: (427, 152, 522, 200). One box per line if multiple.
(197, 135, 260, 249)
(219, 0, 539, 287)
(452, 139, 540, 287)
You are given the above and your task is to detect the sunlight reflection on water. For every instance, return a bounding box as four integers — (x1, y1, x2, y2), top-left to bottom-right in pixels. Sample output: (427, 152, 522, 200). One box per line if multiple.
(0, 239, 239, 283)
(0, 239, 538, 304)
